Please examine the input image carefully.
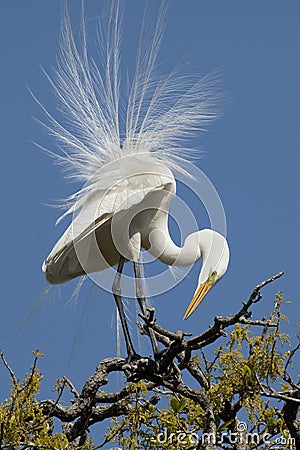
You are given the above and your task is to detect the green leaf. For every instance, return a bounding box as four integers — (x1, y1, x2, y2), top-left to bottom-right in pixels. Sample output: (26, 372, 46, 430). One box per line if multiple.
(170, 396, 187, 413)
(243, 364, 252, 377)
(218, 419, 235, 431)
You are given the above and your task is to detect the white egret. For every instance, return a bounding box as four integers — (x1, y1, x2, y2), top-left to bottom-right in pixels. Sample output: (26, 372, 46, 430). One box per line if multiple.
(40, 1, 229, 360)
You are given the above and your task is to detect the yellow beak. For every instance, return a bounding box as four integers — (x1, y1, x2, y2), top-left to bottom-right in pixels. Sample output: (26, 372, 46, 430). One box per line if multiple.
(183, 279, 215, 320)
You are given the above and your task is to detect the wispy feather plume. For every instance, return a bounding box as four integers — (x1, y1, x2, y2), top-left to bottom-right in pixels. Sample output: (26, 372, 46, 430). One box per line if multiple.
(35, 0, 221, 204)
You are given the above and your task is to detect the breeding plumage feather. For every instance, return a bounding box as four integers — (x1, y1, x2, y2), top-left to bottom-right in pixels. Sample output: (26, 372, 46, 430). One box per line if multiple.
(37, 1, 219, 192)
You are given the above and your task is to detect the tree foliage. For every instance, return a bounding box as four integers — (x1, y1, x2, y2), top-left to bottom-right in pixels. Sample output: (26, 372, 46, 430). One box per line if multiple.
(0, 273, 299, 449)
(0, 350, 94, 449)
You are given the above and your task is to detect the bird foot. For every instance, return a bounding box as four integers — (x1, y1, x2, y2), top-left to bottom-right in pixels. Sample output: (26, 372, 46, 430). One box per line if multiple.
(124, 355, 155, 381)
(125, 349, 177, 378)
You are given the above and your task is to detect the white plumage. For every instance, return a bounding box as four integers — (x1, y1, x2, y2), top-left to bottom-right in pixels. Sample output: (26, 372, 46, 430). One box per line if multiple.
(39, 0, 229, 343)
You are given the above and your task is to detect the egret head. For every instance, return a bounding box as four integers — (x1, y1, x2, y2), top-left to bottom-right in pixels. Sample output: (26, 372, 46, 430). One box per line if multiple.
(183, 230, 229, 319)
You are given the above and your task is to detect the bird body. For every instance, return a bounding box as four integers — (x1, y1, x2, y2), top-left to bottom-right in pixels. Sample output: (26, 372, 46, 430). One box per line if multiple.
(43, 153, 175, 283)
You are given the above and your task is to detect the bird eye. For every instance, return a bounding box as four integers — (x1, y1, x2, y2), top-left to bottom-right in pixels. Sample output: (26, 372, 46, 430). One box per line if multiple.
(207, 270, 217, 283)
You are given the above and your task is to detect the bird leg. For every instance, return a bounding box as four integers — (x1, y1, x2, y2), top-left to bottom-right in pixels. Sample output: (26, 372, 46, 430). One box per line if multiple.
(112, 256, 139, 361)
(133, 257, 160, 359)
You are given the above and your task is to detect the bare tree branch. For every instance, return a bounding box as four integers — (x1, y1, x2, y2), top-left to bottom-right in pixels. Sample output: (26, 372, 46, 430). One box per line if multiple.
(35, 271, 299, 448)
(0, 350, 17, 387)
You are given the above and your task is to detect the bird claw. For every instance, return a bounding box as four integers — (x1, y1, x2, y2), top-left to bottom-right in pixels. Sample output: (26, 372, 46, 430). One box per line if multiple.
(124, 355, 156, 381)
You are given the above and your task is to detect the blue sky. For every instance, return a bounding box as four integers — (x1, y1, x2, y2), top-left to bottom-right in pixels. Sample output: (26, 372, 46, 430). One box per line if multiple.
(0, 0, 300, 443)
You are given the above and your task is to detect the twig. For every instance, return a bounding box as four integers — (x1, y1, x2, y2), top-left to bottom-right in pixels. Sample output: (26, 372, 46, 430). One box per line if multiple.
(186, 359, 210, 390)
(285, 341, 300, 371)
(188, 272, 284, 349)
(0, 350, 17, 387)
(239, 318, 276, 327)
(250, 272, 284, 297)
(62, 376, 80, 399)
(261, 390, 300, 403)
(260, 382, 300, 403)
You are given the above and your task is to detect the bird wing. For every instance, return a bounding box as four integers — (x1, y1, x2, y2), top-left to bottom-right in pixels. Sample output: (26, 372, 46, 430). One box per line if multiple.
(43, 157, 175, 283)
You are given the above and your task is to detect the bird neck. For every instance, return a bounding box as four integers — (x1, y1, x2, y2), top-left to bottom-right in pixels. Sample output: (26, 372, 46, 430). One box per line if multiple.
(144, 212, 202, 266)
(145, 223, 227, 283)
